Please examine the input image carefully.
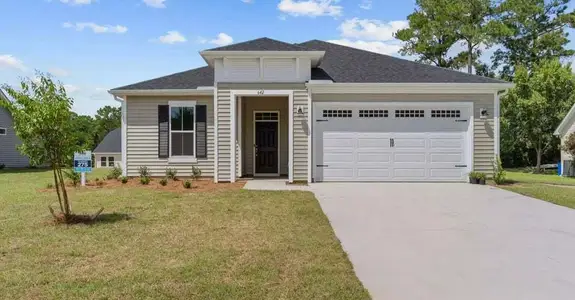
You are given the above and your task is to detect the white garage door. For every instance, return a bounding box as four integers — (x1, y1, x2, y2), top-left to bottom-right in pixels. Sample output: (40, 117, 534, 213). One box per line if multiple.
(313, 102, 472, 182)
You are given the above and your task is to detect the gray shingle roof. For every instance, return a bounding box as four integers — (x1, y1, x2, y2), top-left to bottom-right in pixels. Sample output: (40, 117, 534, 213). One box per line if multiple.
(111, 66, 214, 90)
(299, 40, 507, 84)
(93, 128, 121, 153)
(204, 37, 310, 52)
(111, 38, 508, 91)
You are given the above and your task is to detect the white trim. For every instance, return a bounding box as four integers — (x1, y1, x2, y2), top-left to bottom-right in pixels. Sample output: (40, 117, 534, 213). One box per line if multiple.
(168, 100, 197, 160)
(306, 82, 514, 94)
(200, 51, 325, 67)
(494, 92, 500, 156)
(0, 127, 6, 136)
(113, 95, 128, 176)
(312, 101, 474, 182)
(307, 91, 312, 183)
(214, 87, 219, 183)
(109, 89, 213, 97)
(288, 91, 294, 183)
(238, 96, 243, 177)
(253, 111, 281, 176)
(555, 102, 575, 136)
(93, 152, 121, 155)
(230, 92, 237, 183)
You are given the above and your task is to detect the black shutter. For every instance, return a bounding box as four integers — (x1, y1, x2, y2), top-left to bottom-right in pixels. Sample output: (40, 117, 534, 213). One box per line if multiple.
(158, 105, 169, 158)
(196, 105, 207, 158)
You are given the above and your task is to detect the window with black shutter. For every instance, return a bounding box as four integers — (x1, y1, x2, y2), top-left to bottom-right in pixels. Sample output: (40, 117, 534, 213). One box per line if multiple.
(158, 105, 170, 158)
(159, 102, 207, 159)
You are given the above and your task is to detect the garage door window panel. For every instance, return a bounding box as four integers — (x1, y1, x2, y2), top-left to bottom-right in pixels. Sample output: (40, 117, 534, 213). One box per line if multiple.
(359, 110, 388, 118)
(323, 109, 352, 118)
(395, 110, 425, 118)
(431, 110, 461, 118)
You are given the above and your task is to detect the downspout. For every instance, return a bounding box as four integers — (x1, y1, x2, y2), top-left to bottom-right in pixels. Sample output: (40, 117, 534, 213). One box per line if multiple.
(495, 89, 510, 158)
(113, 95, 128, 177)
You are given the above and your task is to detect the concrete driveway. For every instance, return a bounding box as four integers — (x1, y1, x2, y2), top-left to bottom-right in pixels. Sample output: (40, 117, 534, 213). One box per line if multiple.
(310, 183, 575, 300)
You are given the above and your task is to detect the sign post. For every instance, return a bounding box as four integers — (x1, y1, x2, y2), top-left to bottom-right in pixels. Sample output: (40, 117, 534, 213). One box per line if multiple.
(74, 151, 92, 186)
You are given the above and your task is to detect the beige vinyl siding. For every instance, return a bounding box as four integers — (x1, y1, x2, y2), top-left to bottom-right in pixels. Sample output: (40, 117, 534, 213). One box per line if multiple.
(562, 122, 575, 161)
(217, 83, 309, 181)
(312, 93, 495, 174)
(241, 97, 289, 176)
(293, 89, 309, 181)
(126, 96, 214, 177)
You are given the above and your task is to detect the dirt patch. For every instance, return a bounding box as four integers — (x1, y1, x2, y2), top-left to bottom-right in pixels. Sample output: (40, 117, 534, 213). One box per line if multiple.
(40, 178, 246, 193)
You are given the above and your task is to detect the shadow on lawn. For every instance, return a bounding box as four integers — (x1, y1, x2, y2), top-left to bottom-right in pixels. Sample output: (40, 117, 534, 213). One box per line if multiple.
(52, 212, 132, 225)
(0, 167, 51, 174)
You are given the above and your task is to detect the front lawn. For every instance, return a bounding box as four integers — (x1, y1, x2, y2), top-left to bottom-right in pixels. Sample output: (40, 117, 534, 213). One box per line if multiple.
(498, 171, 575, 209)
(0, 169, 369, 299)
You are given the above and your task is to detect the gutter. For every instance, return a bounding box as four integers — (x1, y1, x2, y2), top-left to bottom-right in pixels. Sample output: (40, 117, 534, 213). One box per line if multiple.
(305, 82, 514, 94)
(108, 87, 214, 97)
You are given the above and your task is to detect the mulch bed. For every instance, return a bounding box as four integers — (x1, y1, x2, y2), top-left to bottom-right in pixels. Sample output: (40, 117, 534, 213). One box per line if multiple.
(40, 178, 246, 193)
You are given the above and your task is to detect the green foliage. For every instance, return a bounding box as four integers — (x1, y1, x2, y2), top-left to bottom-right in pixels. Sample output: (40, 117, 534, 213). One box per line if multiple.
(159, 178, 168, 186)
(94, 106, 121, 146)
(476, 172, 487, 180)
(65, 170, 81, 187)
(503, 60, 575, 170)
(492, 155, 507, 185)
(562, 133, 575, 158)
(107, 166, 123, 180)
(165, 168, 178, 180)
(140, 176, 150, 185)
(183, 180, 192, 189)
(138, 166, 150, 178)
(70, 114, 96, 151)
(120, 176, 128, 184)
(492, 0, 575, 80)
(191, 166, 202, 180)
(468, 171, 480, 179)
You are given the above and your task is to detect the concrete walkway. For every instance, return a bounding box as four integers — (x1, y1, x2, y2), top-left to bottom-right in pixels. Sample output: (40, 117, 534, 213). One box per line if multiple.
(243, 179, 309, 191)
(309, 183, 575, 300)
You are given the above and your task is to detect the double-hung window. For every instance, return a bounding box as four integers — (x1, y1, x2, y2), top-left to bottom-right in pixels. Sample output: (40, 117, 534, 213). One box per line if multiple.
(170, 101, 196, 157)
(100, 156, 107, 167)
(108, 157, 115, 167)
(0, 127, 6, 135)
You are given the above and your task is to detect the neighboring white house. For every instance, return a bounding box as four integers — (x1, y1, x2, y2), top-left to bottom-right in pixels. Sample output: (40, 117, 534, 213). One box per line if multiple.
(555, 103, 575, 176)
(0, 89, 30, 168)
(109, 37, 513, 182)
(93, 128, 121, 168)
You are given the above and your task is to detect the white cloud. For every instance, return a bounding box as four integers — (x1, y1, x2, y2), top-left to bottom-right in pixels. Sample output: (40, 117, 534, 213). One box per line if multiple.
(327, 39, 403, 55)
(278, 0, 342, 17)
(48, 68, 70, 77)
(63, 22, 128, 34)
(59, 0, 93, 5)
(210, 33, 234, 46)
(241, 0, 253, 3)
(339, 18, 408, 41)
(63, 84, 80, 94)
(0, 55, 26, 71)
(143, 0, 166, 8)
(359, 0, 372, 10)
(153, 31, 187, 44)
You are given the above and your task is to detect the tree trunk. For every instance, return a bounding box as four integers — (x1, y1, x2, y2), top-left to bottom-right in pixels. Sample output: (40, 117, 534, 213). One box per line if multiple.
(535, 148, 542, 173)
(467, 42, 473, 74)
(52, 165, 64, 213)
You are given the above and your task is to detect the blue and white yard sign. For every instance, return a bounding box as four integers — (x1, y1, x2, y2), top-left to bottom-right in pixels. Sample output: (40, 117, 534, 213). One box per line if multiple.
(74, 151, 92, 173)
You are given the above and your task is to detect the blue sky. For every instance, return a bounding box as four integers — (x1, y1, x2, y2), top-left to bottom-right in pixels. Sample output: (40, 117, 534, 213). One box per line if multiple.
(0, 0, 573, 115)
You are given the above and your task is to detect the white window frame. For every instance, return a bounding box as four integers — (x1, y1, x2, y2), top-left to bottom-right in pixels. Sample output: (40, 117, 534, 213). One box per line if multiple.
(0, 127, 6, 136)
(168, 100, 197, 163)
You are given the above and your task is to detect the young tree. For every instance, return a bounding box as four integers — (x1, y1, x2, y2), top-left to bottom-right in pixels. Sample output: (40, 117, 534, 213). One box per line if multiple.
(505, 60, 575, 171)
(1, 74, 79, 221)
(492, 0, 575, 80)
(395, 0, 461, 69)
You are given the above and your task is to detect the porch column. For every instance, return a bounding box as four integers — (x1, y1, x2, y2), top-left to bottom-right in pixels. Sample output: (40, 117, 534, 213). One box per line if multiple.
(288, 91, 294, 183)
(230, 93, 237, 183)
(494, 92, 500, 156)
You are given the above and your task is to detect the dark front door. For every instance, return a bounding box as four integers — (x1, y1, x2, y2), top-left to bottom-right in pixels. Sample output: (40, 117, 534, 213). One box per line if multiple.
(255, 121, 279, 174)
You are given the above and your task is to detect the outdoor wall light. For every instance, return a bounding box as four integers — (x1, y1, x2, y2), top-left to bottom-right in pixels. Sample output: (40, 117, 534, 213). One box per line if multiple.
(297, 106, 304, 115)
(480, 108, 489, 119)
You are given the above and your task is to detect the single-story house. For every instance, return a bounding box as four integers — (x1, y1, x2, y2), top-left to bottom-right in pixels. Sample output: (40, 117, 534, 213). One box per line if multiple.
(93, 128, 122, 168)
(555, 103, 575, 176)
(109, 37, 513, 183)
(0, 89, 30, 168)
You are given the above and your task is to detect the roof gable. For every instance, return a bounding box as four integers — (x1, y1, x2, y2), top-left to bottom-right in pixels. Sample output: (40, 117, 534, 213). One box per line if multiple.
(94, 128, 121, 153)
(204, 37, 310, 52)
(299, 40, 507, 84)
(555, 102, 575, 136)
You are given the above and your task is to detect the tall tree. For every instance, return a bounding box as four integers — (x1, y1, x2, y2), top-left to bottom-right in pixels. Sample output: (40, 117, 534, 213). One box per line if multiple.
(395, 0, 461, 69)
(492, 0, 575, 80)
(504, 60, 575, 171)
(94, 105, 121, 146)
(71, 114, 96, 151)
(1, 74, 79, 222)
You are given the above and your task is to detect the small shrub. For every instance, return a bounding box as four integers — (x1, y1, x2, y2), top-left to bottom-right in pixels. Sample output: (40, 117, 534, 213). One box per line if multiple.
(165, 168, 178, 180)
(492, 155, 506, 185)
(183, 180, 192, 189)
(95, 178, 100, 182)
(159, 178, 168, 186)
(191, 166, 202, 180)
(96, 180, 105, 187)
(0, 163, 5, 170)
(140, 176, 150, 185)
(107, 166, 123, 180)
(64, 170, 81, 186)
(138, 166, 150, 178)
(46, 183, 54, 189)
(120, 176, 128, 184)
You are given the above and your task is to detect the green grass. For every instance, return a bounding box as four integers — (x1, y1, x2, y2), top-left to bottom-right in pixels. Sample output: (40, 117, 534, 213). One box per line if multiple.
(499, 170, 575, 209)
(0, 169, 369, 300)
